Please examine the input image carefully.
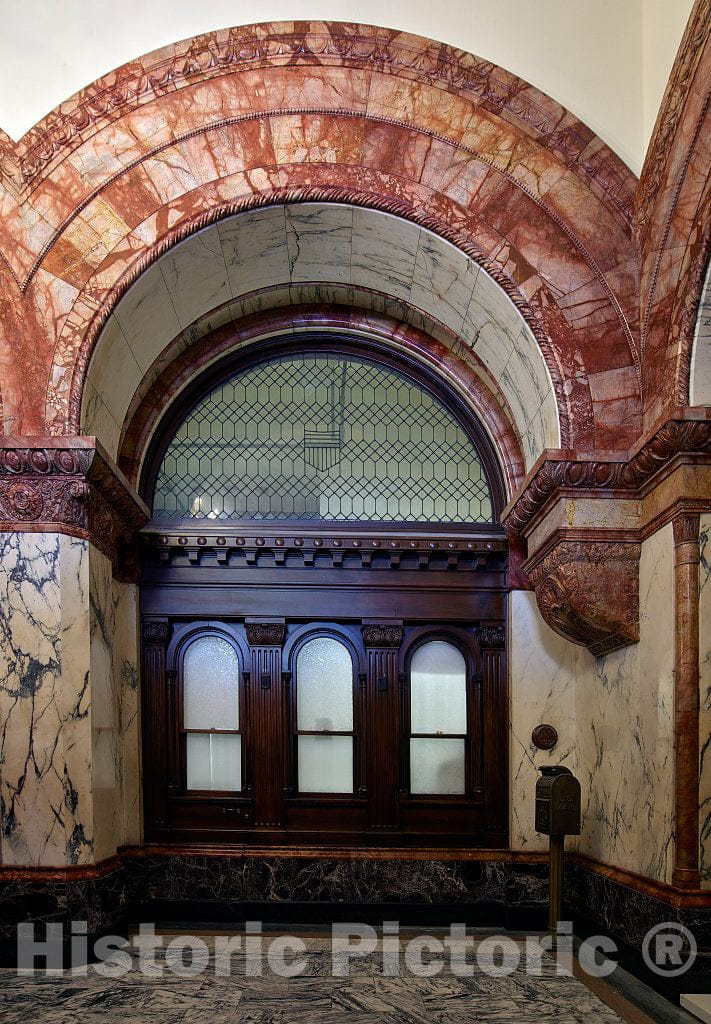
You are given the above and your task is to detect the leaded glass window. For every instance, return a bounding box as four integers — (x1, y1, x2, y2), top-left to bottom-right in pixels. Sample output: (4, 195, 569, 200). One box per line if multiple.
(152, 353, 493, 523)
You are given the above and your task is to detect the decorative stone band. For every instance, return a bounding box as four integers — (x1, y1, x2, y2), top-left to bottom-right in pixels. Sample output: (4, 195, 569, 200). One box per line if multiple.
(0, 21, 635, 224)
(503, 412, 711, 537)
(0, 437, 148, 567)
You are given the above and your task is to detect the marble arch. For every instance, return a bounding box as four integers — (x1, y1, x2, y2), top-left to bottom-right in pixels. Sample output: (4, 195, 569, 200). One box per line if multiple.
(0, 20, 641, 450)
(81, 204, 552, 493)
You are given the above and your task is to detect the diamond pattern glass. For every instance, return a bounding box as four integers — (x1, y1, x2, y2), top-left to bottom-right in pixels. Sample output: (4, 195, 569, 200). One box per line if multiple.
(152, 353, 493, 523)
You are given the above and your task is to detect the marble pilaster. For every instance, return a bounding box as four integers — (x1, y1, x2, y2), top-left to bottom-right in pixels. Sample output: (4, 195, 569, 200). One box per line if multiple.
(0, 533, 140, 867)
(700, 513, 711, 887)
(0, 533, 92, 865)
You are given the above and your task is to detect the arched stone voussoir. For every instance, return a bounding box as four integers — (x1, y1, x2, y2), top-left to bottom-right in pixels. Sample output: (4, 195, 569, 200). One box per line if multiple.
(0, 21, 641, 448)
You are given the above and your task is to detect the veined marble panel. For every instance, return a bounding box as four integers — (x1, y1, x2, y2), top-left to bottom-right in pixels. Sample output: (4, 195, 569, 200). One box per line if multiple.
(113, 261, 182, 374)
(509, 591, 576, 852)
(575, 524, 675, 883)
(285, 203, 353, 284)
(0, 535, 140, 867)
(690, 261, 711, 406)
(114, 579, 141, 847)
(89, 546, 121, 863)
(700, 513, 711, 887)
(156, 222, 230, 328)
(0, 534, 93, 866)
(90, 548, 142, 861)
(83, 204, 559, 471)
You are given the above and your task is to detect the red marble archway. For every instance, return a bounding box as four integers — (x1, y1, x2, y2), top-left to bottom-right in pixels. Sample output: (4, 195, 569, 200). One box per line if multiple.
(0, 21, 642, 452)
(637, 0, 711, 427)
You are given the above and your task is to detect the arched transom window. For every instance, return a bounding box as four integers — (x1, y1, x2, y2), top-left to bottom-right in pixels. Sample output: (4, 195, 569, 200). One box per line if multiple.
(152, 352, 494, 523)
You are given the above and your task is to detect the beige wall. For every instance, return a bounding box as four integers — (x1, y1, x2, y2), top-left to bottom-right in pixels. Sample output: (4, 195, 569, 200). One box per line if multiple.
(643, 0, 696, 147)
(0, 1, 693, 174)
(510, 525, 678, 883)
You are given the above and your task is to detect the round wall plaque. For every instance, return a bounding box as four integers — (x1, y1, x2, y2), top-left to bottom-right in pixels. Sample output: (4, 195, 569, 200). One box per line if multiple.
(532, 724, 558, 750)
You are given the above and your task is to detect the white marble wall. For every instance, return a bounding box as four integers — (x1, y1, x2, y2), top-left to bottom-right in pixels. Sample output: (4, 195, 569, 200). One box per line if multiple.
(83, 204, 559, 470)
(509, 591, 577, 852)
(0, 533, 140, 867)
(690, 261, 711, 406)
(700, 513, 711, 887)
(89, 549, 141, 861)
(0, 534, 92, 865)
(574, 525, 676, 883)
(115, 579, 141, 848)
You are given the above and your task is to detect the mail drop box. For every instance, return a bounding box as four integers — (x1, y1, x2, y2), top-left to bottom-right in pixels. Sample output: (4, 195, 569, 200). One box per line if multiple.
(535, 765, 581, 836)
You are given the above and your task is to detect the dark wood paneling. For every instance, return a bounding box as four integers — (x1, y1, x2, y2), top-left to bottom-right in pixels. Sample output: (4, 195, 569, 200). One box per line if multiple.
(140, 561, 509, 848)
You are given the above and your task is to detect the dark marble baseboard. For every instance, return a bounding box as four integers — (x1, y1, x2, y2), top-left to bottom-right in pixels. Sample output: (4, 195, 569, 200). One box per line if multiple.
(564, 862, 711, 997)
(125, 854, 548, 908)
(1, 852, 708, 983)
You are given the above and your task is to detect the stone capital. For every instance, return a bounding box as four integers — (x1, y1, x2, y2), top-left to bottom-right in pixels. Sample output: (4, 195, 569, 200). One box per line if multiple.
(0, 437, 148, 569)
(502, 411, 711, 655)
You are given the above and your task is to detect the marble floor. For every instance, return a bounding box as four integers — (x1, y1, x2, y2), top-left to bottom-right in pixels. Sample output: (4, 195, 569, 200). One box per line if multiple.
(0, 931, 671, 1024)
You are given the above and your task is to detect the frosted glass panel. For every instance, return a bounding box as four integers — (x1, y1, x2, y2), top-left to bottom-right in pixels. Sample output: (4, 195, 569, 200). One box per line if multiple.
(187, 733, 241, 791)
(184, 636, 239, 730)
(410, 738, 465, 794)
(297, 638, 353, 731)
(411, 642, 466, 734)
(298, 736, 353, 793)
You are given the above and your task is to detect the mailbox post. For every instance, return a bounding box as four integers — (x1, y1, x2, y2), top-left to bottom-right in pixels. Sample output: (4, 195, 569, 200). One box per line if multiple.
(535, 766, 581, 932)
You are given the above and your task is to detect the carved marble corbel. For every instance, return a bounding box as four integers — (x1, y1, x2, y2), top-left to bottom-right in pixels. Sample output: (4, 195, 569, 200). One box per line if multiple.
(525, 539, 641, 656)
(503, 412, 711, 657)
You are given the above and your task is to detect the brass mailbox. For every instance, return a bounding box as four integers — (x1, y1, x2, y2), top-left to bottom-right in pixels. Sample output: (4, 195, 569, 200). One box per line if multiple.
(535, 765, 581, 836)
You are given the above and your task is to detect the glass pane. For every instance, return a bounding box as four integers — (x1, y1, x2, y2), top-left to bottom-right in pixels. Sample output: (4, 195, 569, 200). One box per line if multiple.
(183, 636, 239, 731)
(298, 736, 353, 793)
(410, 641, 467, 734)
(410, 738, 465, 795)
(297, 638, 353, 731)
(187, 733, 241, 791)
(152, 353, 493, 523)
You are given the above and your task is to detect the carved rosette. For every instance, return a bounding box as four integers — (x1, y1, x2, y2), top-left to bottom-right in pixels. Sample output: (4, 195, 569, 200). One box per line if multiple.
(527, 540, 641, 657)
(361, 625, 403, 649)
(477, 625, 505, 649)
(0, 441, 148, 568)
(245, 622, 287, 647)
(142, 620, 171, 646)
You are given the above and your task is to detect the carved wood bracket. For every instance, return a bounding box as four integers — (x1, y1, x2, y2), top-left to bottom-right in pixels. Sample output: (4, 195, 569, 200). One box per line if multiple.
(361, 624, 403, 649)
(0, 437, 148, 569)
